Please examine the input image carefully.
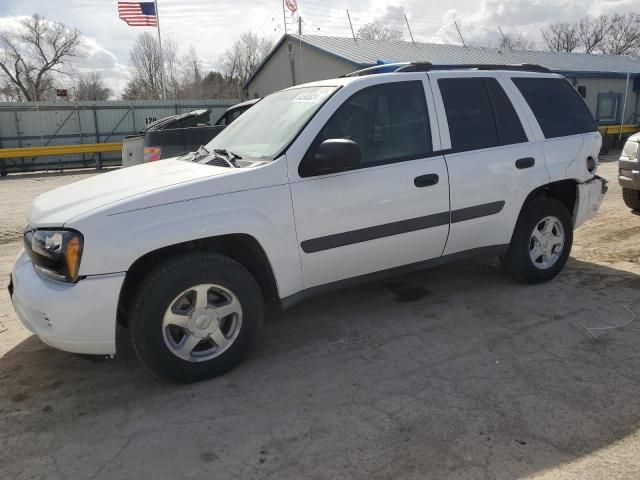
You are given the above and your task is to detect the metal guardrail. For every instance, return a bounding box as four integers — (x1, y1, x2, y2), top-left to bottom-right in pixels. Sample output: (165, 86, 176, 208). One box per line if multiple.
(0, 143, 122, 159)
(598, 124, 640, 135)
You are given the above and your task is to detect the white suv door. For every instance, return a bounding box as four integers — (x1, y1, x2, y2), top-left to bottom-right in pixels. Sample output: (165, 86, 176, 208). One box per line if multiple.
(429, 72, 550, 255)
(288, 78, 450, 289)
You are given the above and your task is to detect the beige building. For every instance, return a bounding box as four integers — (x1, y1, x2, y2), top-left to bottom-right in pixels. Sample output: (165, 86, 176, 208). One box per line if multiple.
(246, 34, 640, 126)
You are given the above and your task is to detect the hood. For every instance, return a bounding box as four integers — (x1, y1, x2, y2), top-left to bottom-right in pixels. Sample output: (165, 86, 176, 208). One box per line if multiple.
(28, 159, 232, 226)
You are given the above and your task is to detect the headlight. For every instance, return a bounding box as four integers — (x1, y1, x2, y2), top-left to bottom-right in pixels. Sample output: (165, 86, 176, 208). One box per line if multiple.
(24, 228, 84, 282)
(622, 140, 639, 161)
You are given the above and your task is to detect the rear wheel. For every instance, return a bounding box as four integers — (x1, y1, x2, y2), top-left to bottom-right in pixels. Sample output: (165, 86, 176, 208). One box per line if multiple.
(129, 252, 263, 383)
(501, 197, 573, 284)
(622, 188, 640, 211)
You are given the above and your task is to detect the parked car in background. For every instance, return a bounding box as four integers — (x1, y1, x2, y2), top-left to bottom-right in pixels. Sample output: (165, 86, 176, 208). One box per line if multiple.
(619, 132, 640, 211)
(10, 64, 606, 383)
(121, 99, 260, 167)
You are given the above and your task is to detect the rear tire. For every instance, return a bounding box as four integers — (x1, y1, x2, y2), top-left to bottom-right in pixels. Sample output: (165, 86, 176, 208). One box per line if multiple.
(501, 197, 573, 284)
(622, 188, 640, 211)
(129, 252, 263, 383)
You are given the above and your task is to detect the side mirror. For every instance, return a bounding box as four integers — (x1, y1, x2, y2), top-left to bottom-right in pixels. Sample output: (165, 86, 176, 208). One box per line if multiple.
(312, 139, 361, 174)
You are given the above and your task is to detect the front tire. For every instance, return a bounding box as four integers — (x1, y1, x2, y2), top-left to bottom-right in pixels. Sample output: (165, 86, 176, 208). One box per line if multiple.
(501, 197, 573, 284)
(129, 252, 263, 383)
(622, 188, 640, 211)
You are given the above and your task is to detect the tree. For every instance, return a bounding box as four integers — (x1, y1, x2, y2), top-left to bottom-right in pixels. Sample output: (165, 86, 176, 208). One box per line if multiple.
(356, 21, 404, 41)
(221, 32, 272, 99)
(601, 13, 640, 55)
(541, 22, 580, 52)
(578, 15, 611, 54)
(74, 72, 110, 100)
(0, 14, 81, 101)
(499, 32, 535, 51)
(122, 32, 163, 100)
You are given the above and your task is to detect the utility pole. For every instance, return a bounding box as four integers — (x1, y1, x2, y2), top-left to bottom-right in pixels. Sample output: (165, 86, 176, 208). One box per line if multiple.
(346, 10, 357, 43)
(298, 16, 302, 35)
(403, 9, 415, 45)
(454, 21, 466, 47)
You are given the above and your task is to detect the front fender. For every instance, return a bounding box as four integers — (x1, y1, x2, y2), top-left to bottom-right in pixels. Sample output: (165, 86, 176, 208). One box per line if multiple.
(70, 185, 303, 299)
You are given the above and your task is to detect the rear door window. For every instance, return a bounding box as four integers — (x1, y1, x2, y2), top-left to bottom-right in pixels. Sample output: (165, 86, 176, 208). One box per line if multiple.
(512, 77, 597, 138)
(485, 78, 527, 145)
(438, 77, 527, 153)
(439, 78, 498, 152)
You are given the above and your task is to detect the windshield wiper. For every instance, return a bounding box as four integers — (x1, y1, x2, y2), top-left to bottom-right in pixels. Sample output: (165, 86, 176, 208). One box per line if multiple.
(214, 148, 242, 160)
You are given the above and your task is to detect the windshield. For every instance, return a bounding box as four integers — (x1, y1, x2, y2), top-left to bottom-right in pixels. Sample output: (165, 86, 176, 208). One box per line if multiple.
(205, 86, 338, 160)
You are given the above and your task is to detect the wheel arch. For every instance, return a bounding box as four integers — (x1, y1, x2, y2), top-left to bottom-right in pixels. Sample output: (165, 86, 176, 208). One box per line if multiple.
(117, 234, 279, 327)
(520, 179, 579, 221)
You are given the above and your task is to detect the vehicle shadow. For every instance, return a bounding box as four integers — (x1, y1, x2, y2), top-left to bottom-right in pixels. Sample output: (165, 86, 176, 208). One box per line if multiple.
(1, 256, 639, 479)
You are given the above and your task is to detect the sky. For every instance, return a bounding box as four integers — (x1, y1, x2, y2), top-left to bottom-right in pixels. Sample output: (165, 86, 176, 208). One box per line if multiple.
(0, 0, 637, 97)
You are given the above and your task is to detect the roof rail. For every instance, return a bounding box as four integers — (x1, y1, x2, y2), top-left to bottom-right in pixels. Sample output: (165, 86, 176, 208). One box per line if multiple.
(342, 62, 551, 77)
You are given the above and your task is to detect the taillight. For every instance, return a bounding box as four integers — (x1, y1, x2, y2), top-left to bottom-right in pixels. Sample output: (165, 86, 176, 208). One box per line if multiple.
(143, 147, 161, 162)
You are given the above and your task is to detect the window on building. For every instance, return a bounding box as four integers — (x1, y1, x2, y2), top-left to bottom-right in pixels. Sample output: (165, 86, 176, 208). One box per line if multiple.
(512, 77, 597, 138)
(596, 93, 623, 125)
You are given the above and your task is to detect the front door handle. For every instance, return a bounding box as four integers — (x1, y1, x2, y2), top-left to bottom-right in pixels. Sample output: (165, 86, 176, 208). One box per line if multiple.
(515, 157, 535, 169)
(414, 174, 439, 187)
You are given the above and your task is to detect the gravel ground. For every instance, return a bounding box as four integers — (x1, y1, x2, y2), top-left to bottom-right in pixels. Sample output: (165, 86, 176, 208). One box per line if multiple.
(0, 161, 639, 480)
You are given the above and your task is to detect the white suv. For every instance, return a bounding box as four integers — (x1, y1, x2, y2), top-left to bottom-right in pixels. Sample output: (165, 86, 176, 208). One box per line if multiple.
(9, 63, 607, 382)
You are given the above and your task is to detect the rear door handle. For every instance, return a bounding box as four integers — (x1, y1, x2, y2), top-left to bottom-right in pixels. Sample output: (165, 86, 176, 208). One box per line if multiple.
(515, 157, 535, 169)
(414, 174, 439, 187)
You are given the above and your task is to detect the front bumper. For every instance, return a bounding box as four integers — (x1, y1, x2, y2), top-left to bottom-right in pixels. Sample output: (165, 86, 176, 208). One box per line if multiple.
(9, 250, 125, 355)
(574, 175, 607, 228)
(618, 159, 639, 191)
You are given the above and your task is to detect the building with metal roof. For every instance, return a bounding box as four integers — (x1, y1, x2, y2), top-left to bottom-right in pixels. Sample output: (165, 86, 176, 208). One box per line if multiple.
(245, 34, 640, 126)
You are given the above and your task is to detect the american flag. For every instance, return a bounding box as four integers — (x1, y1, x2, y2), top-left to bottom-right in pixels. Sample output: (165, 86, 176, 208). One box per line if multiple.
(285, 0, 297, 14)
(118, 2, 158, 27)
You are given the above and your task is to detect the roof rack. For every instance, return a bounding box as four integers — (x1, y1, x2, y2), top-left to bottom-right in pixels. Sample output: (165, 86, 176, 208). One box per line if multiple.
(342, 62, 551, 77)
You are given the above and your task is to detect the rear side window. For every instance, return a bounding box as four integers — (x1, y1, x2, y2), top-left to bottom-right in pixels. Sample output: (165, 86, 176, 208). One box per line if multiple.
(512, 77, 597, 138)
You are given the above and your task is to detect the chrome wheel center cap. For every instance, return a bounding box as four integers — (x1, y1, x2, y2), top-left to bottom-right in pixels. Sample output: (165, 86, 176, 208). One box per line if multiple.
(188, 309, 218, 337)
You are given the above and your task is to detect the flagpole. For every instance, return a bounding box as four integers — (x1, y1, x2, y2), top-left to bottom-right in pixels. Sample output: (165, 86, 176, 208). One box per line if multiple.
(154, 0, 167, 100)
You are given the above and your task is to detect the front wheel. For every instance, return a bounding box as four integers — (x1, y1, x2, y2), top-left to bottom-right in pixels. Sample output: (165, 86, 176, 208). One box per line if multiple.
(129, 252, 264, 383)
(501, 197, 573, 284)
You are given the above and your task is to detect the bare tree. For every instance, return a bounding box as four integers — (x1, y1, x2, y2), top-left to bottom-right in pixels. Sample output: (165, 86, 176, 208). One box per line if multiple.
(74, 72, 110, 100)
(578, 15, 611, 53)
(0, 14, 81, 101)
(179, 46, 203, 98)
(499, 32, 535, 51)
(162, 37, 181, 99)
(122, 32, 163, 100)
(601, 13, 640, 55)
(541, 22, 580, 52)
(221, 32, 272, 99)
(356, 21, 404, 41)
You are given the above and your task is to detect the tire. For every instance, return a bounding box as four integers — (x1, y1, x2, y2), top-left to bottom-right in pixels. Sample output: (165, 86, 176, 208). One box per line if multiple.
(129, 252, 263, 383)
(501, 197, 573, 284)
(622, 188, 640, 211)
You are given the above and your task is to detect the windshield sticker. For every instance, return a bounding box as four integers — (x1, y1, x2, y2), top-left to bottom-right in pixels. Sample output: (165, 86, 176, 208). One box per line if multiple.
(292, 93, 325, 103)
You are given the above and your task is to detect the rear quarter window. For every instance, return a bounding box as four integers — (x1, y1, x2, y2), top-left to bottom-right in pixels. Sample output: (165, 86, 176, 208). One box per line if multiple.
(512, 77, 597, 139)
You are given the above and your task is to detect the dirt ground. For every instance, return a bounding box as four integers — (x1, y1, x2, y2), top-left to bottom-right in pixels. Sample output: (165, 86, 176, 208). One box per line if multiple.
(0, 160, 639, 480)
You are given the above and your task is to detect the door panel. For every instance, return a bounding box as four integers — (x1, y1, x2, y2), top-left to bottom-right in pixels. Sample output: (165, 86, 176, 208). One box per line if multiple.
(429, 71, 550, 255)
(290, 157, 450, 288)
